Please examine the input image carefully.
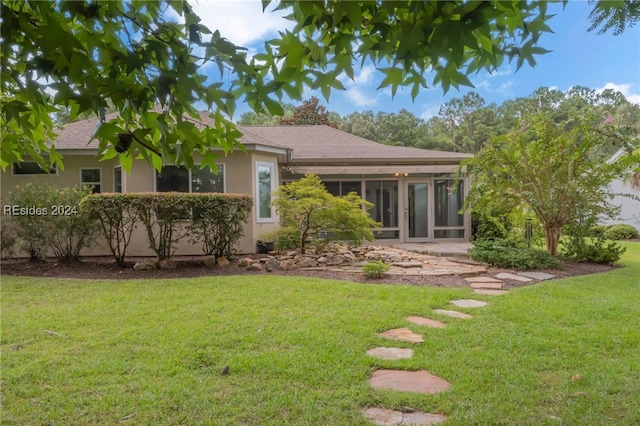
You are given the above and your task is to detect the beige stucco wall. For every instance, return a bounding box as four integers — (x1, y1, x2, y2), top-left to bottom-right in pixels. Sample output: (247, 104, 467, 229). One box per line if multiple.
(1, 150, 281, 259)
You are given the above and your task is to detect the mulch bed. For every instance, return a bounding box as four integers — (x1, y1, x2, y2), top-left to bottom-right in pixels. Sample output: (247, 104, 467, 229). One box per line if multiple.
(0, 255, 618, 288)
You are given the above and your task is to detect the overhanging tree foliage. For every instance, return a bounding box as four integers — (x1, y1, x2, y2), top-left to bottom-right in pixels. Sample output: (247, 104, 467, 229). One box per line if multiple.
(462, 113, 640, 256)
(2, 1, 637, 170)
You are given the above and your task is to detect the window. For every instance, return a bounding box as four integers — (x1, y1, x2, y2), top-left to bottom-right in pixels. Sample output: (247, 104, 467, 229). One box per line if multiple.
(155, 164, 224, 193)
(256, 162, 275, 222)
(434, 180, 464, 227)
(12, 162, 56, 175)
(323, 181, 361, 197)
(114, 166, 123, 193)
(365, 181, 398, 229)
(80, 168, 101, 193)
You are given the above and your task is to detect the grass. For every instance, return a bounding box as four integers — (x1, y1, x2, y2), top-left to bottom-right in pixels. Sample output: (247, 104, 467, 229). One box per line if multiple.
(1, 242, 639, 425)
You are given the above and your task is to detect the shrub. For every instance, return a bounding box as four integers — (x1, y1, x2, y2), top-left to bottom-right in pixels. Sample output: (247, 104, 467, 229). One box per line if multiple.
(603, 224, 639, 240)
(8, 183, 99, 261)
(187, 193, 253, 259)
(362, 261, 390, 278)
(588, 225, 607, 238)
(0, 216, 19, 258)
(129, 193, 192, 261)
(271, 174, 379, 253)
(469, 240, 562, 270)
(79, 193, 138, 266)
(259, 227, 301, 252)
(471, 211, 510, 241)
(561, 236, 626, 265)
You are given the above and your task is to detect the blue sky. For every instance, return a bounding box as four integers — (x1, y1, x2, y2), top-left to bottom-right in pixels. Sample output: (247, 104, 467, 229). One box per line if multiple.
(188, 1, 640, 120)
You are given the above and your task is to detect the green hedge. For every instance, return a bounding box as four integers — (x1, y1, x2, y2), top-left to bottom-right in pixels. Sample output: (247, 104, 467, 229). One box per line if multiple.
(8, 183, 99, 261)
(80, 192, 253, 262)
(469, 240, 562, 270)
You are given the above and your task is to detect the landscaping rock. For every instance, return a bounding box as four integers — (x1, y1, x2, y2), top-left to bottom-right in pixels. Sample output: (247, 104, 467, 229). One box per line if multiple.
(216, 257, 230, 267)
(237, 257, 253, 267)
(469, 282, 502, 290)
(362, 408, 446, 426)
(495, 272, 532, 282)
(518, 271, 556, 280)
(406, 316, 446, 328)
(265, 258, 280, 272)
(393, 261, 423, 268)
(297, 257, 318, 268)
(133, 259, 158, 271)
(366, 347, 414, 360)
(379, 328, 424, 343)
(369, 369, 451, 394)
(317, 256, 328, 264)
(203, 255, 217, 267)
(451, 299, 488, 308)
(279, 259, 296, 271)
(474, 289, 508, 296)
(158, 259, 178, 270)
(464, 276, 502, 283)
(246, 262, 265, 272)
(433, 309, 473, 319)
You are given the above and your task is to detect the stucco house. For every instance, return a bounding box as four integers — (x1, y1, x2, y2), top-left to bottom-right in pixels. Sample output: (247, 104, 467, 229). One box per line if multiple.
(1, 115, 473, 256)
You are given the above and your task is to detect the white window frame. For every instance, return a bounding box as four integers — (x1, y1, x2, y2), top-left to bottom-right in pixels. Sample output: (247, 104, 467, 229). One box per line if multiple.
(80, 167, 102, 193)
(153, 164, 226, 193)
(256, 161, 275, 223)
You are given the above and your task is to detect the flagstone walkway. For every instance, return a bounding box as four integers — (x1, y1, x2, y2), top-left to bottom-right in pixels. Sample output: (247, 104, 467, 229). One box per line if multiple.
(362, 262, 552, 425)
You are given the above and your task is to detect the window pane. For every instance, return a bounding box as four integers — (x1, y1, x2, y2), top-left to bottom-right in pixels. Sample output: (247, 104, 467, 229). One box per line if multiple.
(114, 167, 122, 193)
(13, 162, 56, 175)
(80, 168, 101, 193)
(434, 229, 465, 238)
(342, 181, 361, 196)
(323, 182, 340, 196)
(192, 165, 224, 193)
(257, 164, 273, 220)
(81, 169, 101, 182)
(157, 166, 189, 192)
(435, 180, 464, 227)
(365, 181, 398, 228)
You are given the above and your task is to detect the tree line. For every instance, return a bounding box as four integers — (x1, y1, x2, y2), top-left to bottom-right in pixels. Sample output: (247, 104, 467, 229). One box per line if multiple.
(238, 86, 640, 159)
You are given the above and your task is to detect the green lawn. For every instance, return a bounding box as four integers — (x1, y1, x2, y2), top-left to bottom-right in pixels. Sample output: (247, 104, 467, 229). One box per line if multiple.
(2, 243, 639, 425)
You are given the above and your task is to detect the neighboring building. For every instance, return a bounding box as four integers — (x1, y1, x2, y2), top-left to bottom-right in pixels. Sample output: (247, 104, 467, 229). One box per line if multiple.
(601, 149, 640, 231)
(1, 115, 473, 256)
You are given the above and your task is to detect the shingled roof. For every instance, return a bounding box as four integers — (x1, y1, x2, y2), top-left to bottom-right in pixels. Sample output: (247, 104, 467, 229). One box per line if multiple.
(50, 114, 471, 163)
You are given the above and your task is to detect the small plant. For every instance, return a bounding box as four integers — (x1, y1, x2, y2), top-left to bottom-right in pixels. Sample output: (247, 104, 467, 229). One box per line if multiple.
(362, 261, 390, 279)
(603, 224, 639, 240)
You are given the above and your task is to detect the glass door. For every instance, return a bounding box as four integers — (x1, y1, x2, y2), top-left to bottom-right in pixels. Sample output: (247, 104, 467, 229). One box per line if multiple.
(406, 181, 430, 240)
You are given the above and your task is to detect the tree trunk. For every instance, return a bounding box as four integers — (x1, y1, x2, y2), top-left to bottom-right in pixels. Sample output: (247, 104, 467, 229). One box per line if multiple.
(545, 226, 561, 256)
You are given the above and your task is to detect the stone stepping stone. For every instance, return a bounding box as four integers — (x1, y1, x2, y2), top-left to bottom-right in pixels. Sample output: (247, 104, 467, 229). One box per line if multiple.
(469, 282, 503, 290)
(464, 276, 502, 283)
(379, 328, 424, 343)
(495, 272, 533, 282)
(474, 289, 508, 296)
(518, 271, 556, 280)
(433, 309, 473, 319)
(393, 261, 424, 268)
(406, 316, 446, 329)
(367, 347, 414, 360)
(451, 299, 488, 308)
(362, 407, 446, 425)
(369, 369, 451, 394)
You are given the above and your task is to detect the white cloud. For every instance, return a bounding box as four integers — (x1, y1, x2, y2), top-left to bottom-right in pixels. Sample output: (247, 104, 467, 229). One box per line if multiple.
(420, 104, 440, 120)
(342, 65, 379, 106)
(473, 66, 515, 96)
(346, 87, 378, 107)
(187, 0, 289, 46)
(596, 82, 640, 105)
